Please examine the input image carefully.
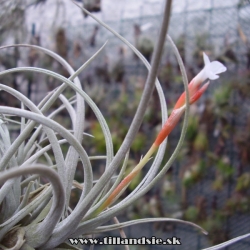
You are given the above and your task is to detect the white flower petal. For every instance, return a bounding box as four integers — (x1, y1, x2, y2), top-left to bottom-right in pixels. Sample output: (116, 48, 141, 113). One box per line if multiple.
(201, 53, 227, 81)
(203, 52, 210, 65)
(204, 64, 220, 80)
(193, 53, 227, 85)
(209, 61, 227, 74)
(207, 72, 219, 80)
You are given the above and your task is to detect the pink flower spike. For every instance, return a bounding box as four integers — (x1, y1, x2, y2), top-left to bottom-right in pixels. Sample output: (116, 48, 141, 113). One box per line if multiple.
(189, 81, 210, 105)
(174, 81, 198, 110)
(154, 106, 186, 146)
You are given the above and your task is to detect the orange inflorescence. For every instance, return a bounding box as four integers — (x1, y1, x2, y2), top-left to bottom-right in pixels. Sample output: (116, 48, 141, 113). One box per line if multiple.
(189, 81, 210, 105)
(100, 170, 139, 210)
(174, 81, 198, 109)
(100, 80, 210, 212)
(154, 107, 185, 146)
(154, 81, 210, 147)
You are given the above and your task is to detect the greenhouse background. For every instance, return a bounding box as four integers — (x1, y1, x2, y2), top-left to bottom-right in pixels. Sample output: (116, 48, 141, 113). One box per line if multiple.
(0, 0, 250, 249)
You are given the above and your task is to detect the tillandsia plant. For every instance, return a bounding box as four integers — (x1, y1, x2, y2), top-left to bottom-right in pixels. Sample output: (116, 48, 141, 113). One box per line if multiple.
(0, 1, 249, 250)
(93, 52, 227, 215)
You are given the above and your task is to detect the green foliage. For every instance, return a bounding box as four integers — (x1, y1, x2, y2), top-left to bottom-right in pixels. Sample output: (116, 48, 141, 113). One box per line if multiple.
(226, 195, 250, 214)
(182, 160, 206, 187)
(91, 121, 106, 153)
(212, 175, 224, 191)
(184, 206, 199, 222)
(213, 84, 232, 107)
(131, 132, 147, 153)
(186, 116, 199, 141)
(236, 173, 250, 192)
(216, 157, 234, 179)
(201, 212, 227, 245)
(194, 130, 208, 152)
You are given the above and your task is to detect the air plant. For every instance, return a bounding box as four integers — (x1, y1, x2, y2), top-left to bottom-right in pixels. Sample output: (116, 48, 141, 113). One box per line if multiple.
(0, 1, 249, 250)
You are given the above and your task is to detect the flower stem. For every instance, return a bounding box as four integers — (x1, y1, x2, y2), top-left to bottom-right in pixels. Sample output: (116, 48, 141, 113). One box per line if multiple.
(94, 144, 158, 215)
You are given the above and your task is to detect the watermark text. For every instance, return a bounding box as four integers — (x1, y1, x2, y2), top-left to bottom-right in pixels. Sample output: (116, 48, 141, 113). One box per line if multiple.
(69, 236, 181, 245)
